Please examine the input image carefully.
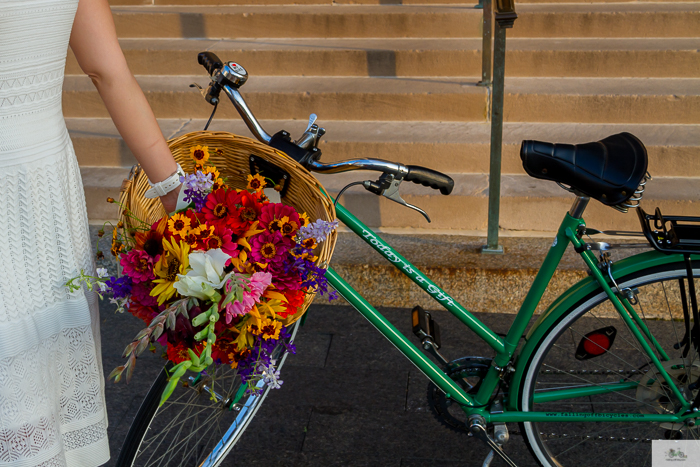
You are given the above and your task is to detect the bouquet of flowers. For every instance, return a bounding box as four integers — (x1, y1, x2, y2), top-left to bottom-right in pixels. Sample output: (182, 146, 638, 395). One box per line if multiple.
(68, 144, 337, 404)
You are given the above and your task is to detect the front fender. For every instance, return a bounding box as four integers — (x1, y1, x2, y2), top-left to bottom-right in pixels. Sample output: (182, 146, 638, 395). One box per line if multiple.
(506, 249, 690, 411)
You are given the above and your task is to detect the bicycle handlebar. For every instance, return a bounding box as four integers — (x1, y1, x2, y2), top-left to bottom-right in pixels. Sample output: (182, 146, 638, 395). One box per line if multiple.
(405, 166, 454, 195)
(196, 51, 454, 196)
(198, 52, 223, 76)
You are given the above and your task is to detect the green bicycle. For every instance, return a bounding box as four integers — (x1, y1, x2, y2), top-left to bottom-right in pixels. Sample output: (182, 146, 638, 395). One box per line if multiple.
(117, 53, 700, 467)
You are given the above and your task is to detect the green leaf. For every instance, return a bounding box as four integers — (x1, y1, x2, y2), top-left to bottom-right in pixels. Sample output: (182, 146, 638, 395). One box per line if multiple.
(108, 366, 125, 382)
(152, 322, 165, 341)
(122, 342, 136, 359)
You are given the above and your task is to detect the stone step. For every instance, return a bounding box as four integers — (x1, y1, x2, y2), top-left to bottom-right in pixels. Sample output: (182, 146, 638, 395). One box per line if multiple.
(65, 38, 700, 78)
(110, 4, 700, 39)
(82, 162, 699, 233)
(110, 0, 699, 5)
(62, 75, 700, 124)
(68, 118, 700, 178)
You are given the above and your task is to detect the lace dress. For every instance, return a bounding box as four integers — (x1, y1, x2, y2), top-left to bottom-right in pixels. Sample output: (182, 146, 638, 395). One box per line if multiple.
(0, 0, 110, 465)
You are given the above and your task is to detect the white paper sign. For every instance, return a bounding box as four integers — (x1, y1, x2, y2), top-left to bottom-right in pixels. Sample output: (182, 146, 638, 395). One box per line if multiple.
(652, 440, 700, 465)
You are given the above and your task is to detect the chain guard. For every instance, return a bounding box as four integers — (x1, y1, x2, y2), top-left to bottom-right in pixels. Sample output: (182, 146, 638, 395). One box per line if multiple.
(427, 356, 493, 434)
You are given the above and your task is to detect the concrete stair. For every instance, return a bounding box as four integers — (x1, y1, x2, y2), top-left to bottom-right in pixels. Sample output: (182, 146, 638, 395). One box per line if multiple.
(69, 1, 700, 308)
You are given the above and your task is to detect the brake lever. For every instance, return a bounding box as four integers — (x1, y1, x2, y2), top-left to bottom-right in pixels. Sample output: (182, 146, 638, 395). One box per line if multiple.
(190, 82, 207, 99)
(363, 174, 431, 223)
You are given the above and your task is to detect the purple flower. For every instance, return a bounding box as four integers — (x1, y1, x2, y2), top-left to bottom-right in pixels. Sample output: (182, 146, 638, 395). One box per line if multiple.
(290, 247, 337, 299)
(296, 219, 338, 243)
(180, 172, 214, 211)
(105, 275, 132, 299)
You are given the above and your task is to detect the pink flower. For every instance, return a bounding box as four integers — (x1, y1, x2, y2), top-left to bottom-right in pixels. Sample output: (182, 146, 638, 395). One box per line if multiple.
(224, 272, 272, 323)
(250, 231, 292, 267)
(120, 250, 159, 283)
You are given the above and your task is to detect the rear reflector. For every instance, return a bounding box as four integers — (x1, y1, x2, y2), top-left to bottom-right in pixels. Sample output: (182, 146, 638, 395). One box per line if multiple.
(575, 326, 617, 360)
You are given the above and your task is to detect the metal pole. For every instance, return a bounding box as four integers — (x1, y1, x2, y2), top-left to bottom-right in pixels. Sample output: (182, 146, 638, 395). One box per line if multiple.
(478, 0, 493, 87)
(482, 22, 507, 254)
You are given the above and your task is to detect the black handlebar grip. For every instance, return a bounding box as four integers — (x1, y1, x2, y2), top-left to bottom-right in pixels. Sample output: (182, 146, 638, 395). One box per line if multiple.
(198, 52, 223, 76)
(404, 166, 454, 195)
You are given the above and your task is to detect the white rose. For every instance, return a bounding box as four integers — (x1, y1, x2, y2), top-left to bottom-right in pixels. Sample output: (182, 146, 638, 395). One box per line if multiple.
(173, 249, 231, 299)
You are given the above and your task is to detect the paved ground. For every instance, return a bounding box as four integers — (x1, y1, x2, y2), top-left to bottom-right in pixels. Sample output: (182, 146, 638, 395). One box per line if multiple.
(99, 299, 537, 466)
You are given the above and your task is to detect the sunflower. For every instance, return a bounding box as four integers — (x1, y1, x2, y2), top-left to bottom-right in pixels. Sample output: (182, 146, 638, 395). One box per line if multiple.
(190, 145, 210, 165)
(150, 238, 190, 305)
(167, 213, 191, 236)
(134, 216, 168, 257)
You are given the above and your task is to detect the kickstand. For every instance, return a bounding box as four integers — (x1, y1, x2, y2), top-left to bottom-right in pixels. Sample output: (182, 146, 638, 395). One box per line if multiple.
(468, 415, 518, 467)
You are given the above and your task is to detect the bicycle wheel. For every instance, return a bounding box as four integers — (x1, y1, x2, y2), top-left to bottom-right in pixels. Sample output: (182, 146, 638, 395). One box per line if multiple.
(519, 260, 700, 467)
(116, 320, 300, 467)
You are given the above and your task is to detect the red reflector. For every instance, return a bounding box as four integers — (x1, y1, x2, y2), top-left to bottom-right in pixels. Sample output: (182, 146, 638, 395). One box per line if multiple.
(583, 334, 610, 356)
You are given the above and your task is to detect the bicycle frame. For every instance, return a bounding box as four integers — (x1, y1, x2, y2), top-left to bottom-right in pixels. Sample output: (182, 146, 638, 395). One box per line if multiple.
(324, 201, 698, 425)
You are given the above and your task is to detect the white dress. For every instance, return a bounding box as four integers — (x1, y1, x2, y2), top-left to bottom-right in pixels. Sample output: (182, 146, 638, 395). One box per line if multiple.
(0, 0, 110, 465)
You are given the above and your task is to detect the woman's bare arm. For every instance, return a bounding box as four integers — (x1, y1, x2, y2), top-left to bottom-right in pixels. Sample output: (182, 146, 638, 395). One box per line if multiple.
(69, 0, 181, 212)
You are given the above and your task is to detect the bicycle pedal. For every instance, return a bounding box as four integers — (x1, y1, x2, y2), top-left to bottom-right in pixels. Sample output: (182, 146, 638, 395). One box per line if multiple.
(412, 306, 442, 349)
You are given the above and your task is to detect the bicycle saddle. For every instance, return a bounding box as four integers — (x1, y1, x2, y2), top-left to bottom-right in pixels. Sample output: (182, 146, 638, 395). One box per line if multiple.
(520, 132, 648, 207)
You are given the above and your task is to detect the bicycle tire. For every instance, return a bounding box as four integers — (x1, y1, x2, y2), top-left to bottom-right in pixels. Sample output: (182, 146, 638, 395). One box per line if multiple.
(518, 260, 700, 466)
(116, 320, 300, 467)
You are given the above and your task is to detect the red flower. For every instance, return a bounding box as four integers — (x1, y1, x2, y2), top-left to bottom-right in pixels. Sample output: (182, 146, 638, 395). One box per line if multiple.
(228, 190, 264, 237)
(278, 289, 305, 319)
(202, 188, 237, 228)
(210, 336, 237, 364)
(166, 342, 191, 364)
(128, 301, 159, 325)
(205, 224, 237, 256)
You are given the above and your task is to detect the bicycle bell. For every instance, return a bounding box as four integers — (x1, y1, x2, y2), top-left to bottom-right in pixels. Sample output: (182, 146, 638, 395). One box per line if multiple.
(222, 62, 248, 88)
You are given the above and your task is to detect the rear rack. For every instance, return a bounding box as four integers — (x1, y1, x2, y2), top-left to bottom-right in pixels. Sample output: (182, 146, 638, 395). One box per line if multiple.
(637, 207, 700, 254)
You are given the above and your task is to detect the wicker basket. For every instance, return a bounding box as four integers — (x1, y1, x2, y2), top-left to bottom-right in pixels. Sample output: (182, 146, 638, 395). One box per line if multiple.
(118, 131, 337, 325)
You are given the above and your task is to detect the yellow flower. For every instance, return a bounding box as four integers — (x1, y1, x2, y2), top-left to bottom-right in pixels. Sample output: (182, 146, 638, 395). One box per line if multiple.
(212, 178, 227, 191)
(298, 212, 311, 228)
(201, 165, 221, 180)
(258, 298, 286, 319)
(279, 216, 298, 237)
(190, 145, 210, 165)
(150, 238, 190, 305)
(192, 224, 214, 240)
(259, 317, 282, 340)
(246, 174, 267, 192)
(167, 213, 191, 236)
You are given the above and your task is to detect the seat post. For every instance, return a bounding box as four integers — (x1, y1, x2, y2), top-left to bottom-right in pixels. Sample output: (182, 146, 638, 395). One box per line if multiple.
(569, 196, 590, 219)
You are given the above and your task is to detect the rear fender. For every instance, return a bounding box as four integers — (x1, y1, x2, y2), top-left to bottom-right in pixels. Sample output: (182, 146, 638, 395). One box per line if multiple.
(506, 249, 689, 411)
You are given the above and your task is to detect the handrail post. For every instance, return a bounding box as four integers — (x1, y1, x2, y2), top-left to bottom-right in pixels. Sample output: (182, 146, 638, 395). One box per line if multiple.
(477, 0, 493, 87)
(482, 3, 517, 255)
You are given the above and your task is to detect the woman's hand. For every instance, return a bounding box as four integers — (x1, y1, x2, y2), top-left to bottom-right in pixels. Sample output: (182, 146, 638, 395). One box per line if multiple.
(160, 184, 182, 214)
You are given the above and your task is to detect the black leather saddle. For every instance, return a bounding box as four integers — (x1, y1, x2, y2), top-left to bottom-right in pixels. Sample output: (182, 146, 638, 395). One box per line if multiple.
(520, 132, 648, 207)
